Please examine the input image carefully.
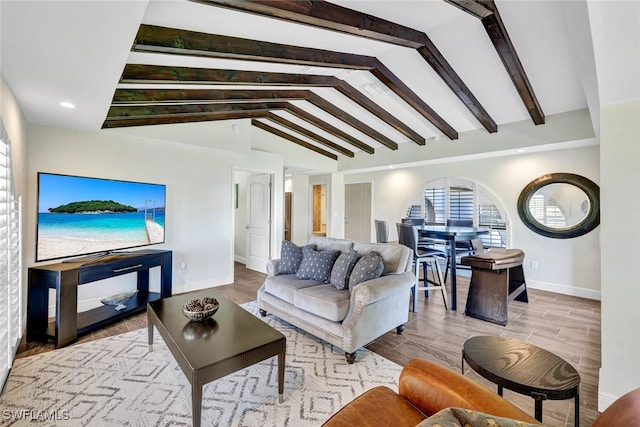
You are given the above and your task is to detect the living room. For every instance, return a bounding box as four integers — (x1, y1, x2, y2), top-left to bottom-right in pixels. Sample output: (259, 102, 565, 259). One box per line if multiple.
(1, 0, 638, 425)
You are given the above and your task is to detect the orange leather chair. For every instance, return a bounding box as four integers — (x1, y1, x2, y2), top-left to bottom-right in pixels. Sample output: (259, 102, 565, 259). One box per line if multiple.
(322, 358, 640, 427)
(321, 358, 540, 426)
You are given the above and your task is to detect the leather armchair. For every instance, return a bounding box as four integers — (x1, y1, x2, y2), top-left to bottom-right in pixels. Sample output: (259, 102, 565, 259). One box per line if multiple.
(323, 358, 640, 426)
(321, 358, 540, 426)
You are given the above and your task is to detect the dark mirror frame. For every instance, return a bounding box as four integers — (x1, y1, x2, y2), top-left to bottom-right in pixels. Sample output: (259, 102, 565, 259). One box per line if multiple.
(517, 173, 600, 239)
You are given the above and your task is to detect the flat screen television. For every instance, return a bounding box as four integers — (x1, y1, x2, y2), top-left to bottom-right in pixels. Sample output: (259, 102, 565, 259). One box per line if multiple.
(36, 172, 166, 262)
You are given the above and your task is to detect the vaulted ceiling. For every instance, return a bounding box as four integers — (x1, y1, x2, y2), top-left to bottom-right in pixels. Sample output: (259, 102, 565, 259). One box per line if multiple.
(1, 0, 593, 163)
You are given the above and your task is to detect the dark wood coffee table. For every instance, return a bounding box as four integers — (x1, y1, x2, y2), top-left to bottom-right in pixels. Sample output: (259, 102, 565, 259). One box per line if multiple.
(462, 335, 580, 425)
(147, 290, 286, 427)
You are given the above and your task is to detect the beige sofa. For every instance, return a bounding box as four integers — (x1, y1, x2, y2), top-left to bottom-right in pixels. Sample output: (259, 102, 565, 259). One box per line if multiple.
(258, 236, 414, 363)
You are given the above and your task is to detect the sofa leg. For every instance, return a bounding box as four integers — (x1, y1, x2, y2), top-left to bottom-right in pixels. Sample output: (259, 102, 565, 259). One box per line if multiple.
(259, 309, 267, 317)
(345, 352, 357, 364)
(396, 324, 406, 334)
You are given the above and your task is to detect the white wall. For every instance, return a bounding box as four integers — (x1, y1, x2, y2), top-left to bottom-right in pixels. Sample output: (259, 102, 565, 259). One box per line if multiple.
(342, 145, 601, 299)
(26, 122, 286, 312)
(598, 100, 640, 408)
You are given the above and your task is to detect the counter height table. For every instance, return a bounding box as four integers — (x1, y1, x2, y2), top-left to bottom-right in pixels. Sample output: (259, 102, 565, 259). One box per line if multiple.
(415, 225, 489, 311)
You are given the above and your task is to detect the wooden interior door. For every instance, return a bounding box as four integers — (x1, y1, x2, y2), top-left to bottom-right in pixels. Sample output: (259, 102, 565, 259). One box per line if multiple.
(345, 183, 371, 242)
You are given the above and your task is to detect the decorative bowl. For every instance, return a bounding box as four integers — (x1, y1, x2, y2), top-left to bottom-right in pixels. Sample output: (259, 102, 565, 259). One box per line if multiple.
(181, 297, 219, 322)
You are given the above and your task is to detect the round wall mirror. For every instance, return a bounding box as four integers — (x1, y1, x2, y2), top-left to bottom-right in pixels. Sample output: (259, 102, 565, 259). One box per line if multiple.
(517, 173, 600, 239)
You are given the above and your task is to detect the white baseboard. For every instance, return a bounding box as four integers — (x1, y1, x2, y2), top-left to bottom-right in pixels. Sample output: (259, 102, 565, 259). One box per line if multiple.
(526, 279, 601, 300)
(234, 255, 246, 264)
(598, 390, 619, 412)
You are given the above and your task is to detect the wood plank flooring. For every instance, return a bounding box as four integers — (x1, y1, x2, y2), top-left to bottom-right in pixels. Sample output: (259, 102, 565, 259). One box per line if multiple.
(16, 262, 601, 426)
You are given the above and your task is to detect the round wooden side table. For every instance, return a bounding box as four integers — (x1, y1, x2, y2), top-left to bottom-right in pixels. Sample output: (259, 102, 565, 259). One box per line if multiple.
(462, 335, 581, 425)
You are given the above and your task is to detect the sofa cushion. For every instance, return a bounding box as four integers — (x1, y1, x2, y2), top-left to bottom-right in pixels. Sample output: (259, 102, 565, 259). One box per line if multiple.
(294, 284, 351, 322)
(349, 251, 384, 290)
(264, 274, 323, 305)
(416, 408, 540, 427)
(275, 241, 314, 275)
(330, 250, 360, 290)
(296, 246, 341, 282)
(308, 235, 354, 254)
(353, 242, 410, 274)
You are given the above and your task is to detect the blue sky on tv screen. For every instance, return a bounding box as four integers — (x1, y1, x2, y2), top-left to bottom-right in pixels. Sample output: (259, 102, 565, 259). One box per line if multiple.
(38, 174, 166, 213)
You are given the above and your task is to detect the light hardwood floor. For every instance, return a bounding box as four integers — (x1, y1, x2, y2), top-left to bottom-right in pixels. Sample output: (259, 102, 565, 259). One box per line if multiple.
(16, 262, 601, 426)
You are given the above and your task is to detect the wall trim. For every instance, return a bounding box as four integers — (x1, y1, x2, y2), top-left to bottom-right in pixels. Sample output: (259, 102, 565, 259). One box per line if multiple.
(598, 381, 619, 412)
(234, 255, 246, 264)
(527, 279, 600, 300)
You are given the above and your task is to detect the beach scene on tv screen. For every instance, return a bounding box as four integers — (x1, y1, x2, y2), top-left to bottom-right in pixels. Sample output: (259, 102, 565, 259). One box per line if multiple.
(37, 174, 165, 261)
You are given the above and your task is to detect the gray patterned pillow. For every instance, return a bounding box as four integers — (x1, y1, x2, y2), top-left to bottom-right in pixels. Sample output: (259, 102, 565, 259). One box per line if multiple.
(275, 241, 314, 275)
(295, 245, 340, 282)
(349, 251, 384, 291)
(330, 250, 360, 290)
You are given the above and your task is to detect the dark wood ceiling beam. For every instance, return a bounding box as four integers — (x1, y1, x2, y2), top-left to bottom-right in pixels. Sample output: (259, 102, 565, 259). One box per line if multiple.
(134, 24, 373, 70)
(416, 44, 497, 133)
(111, 86, 398, 149)
(252, 119, 338, 160)
(114, 86, 423, 145)
(117, 66, 425, 145)
(111, 88, 308, 104)
(130, 26, 455, 140)
(285, 103, 374, 154)
(182, 3, 494, 134)
(105, 98, 372, 154)
(121, 64, 336, 86)
(305, 92, 397, 150)
(102, 110, 270, 128)
(444, 0, 545, 125)
(106, 102, 288, 120)
(371, 61, 458, 139)
(189, 0, 425, 48)
(335, 81, 425, 145)
(266, 112, 354, 157)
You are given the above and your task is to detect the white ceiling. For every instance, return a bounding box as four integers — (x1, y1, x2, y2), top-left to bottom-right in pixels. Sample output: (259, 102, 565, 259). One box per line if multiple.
(0, 0, 613, 161)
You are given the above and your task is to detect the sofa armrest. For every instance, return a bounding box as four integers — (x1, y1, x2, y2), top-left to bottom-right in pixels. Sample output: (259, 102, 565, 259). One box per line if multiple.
(354, 272, 414, 306)
(399, 359, 540, 424)
(266, 259, 280, 277)
(341, 272, 413, 330)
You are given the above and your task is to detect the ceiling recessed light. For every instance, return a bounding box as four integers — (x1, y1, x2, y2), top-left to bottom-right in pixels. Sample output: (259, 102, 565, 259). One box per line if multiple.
(60, 101, 76, 109)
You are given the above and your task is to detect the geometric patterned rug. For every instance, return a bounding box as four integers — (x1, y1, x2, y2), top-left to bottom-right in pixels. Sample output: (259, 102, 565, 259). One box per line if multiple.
(1, 301, 402, 426)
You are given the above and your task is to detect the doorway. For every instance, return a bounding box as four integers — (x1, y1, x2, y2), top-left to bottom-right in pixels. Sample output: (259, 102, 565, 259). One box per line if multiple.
(312, 184, 327, 236)
(234, 170, 273, 274)
(345, 182, 372, 242)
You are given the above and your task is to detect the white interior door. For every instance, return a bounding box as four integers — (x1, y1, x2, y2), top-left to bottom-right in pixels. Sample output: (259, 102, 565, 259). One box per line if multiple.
(345, 183, 372, 242)
(246, 174, 271, 273)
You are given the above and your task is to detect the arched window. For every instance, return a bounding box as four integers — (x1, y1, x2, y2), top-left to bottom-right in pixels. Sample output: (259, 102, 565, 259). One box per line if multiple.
(404, 178, 508, 248)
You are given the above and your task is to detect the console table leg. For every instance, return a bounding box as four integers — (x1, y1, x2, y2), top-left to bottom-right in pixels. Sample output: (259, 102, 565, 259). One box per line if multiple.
(575, 392, 580, 426)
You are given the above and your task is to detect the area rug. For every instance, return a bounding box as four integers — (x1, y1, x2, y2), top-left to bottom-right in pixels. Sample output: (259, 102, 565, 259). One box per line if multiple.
(1, 301, 402, 426)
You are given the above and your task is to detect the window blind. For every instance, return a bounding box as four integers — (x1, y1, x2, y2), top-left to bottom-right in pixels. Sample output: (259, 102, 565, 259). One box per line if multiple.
(0, 118, 22, 389)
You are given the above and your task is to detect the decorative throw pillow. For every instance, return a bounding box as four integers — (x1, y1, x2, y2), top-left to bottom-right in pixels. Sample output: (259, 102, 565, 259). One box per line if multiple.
(275, 240, 311, 275)
(295, 245, 340, 282)
(330, 250, 360, 290)
(416, 407, 540, 427)
(349, 251, 384, 290)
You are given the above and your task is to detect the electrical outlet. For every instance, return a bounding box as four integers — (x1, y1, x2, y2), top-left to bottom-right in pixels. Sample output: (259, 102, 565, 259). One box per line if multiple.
(530, 261, 538, 269)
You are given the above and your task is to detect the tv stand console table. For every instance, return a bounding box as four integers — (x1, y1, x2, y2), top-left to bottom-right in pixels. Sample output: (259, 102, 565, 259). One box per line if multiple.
(27, 249, 172, 348)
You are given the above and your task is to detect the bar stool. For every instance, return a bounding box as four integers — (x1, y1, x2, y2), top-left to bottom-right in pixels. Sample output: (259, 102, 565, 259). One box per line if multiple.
(397, 223, 448, 311)
(374, 219, 389, 243)
(460, 248, 528, 325)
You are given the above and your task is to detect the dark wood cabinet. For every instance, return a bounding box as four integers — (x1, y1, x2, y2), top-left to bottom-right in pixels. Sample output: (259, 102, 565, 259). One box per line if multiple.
(27, 249, 172, 348)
